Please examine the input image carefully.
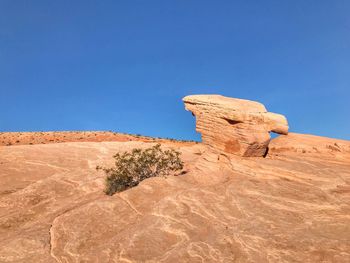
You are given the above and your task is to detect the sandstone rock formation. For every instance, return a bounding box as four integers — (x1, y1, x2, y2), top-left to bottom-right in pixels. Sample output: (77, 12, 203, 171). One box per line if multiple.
(1, 134, 350, 262)
(1, 96, 349, 262)
(183, 94, 289, 157)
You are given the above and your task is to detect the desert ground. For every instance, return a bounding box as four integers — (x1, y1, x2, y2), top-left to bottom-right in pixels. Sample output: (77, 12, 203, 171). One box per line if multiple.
(0, 131, 195, 147)
(1, 131, 349, 262)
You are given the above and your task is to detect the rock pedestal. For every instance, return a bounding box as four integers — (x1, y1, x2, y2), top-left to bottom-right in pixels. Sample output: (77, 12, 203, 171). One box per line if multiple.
(183, 94, 289, 157)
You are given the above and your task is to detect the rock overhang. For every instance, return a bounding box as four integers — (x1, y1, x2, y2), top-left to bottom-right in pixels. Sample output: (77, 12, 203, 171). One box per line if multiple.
(183, 94, 289, 157)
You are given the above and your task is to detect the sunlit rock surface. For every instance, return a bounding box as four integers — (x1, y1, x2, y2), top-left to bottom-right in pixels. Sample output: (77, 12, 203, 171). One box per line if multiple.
(1, 132, 349, 262)
(183, 94, 288, 157)
(0, 131, 191, 146)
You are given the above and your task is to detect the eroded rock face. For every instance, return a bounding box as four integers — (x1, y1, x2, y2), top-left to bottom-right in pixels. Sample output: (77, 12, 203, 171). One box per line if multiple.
(183, 94, 289, 157)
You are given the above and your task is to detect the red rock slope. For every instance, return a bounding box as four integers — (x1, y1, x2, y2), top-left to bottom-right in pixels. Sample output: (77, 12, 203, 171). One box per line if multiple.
(1, 133, 349, 262)
(0, 131, 195, 147)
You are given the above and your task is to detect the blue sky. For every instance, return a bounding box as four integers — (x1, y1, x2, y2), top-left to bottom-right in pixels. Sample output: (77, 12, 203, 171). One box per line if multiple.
(1, 1, 349, 141)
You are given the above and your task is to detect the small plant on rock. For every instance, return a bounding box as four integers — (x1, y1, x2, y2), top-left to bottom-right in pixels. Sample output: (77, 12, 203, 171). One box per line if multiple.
(97, 144, 184, 195)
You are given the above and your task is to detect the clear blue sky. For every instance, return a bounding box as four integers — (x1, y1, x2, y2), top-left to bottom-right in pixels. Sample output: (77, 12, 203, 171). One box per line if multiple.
(1, 1, 349, 141)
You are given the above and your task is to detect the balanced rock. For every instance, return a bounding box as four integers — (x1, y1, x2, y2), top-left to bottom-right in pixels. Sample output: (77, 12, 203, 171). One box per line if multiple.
(183, 94, 289, 157)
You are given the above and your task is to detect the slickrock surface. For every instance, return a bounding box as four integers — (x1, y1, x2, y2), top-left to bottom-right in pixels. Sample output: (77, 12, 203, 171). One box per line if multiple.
(1, 133, 350, 262)
(269, 132, 350, 159)
(183, 95, 288, 157)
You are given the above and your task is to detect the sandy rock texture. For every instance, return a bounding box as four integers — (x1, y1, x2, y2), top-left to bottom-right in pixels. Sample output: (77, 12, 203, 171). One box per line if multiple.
(0, 131, 195, 147)
(183, 95, 288, 157)
(1, 133, 349, 262)
(269, 132, 350, 159)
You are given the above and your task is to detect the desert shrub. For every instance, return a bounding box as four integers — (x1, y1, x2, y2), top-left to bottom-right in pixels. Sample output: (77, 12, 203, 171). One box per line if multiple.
(97, 144, 183, 195)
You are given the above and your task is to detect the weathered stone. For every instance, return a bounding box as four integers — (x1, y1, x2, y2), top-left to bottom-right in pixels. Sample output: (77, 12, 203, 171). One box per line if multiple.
(183, 94, 289, 156)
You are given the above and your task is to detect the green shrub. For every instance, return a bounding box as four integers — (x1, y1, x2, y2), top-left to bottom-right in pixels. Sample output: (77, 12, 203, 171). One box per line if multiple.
(97, 144, 183, 195)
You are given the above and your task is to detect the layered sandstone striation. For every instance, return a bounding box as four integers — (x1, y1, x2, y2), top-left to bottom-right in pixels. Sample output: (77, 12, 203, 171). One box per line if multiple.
(183, 94, 289, 157)
(1, 134, 350, 262)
